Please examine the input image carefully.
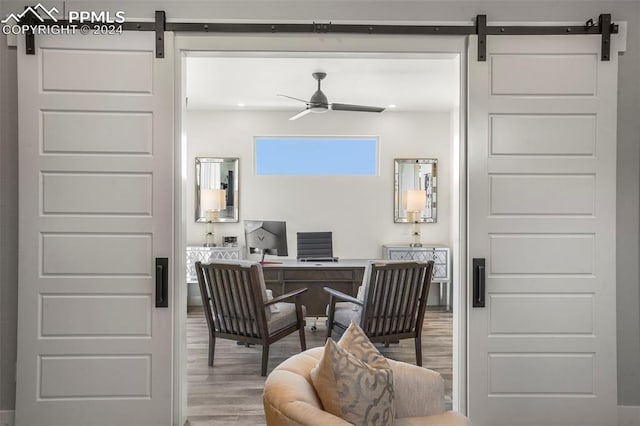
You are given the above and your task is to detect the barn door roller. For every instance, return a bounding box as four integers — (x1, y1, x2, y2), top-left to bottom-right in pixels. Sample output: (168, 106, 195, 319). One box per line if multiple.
(20, 10, 617, 61)
(476, 15, 487, 62)
(155, 10, 166, 58)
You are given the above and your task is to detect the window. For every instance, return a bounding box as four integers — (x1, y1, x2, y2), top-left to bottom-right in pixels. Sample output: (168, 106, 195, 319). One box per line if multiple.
(255, 137, 378, 176)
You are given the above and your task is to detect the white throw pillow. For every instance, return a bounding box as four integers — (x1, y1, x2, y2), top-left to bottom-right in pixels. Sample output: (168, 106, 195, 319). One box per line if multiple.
(265, 289, 280, 313)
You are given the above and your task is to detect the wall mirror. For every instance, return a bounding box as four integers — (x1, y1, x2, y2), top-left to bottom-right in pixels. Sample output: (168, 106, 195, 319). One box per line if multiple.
(394, 158, 437, 223)
(195, 157, 239, 222)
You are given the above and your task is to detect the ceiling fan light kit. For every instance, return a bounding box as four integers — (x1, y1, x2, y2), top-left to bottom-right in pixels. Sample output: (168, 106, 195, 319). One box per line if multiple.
(279, 72, 386, 120)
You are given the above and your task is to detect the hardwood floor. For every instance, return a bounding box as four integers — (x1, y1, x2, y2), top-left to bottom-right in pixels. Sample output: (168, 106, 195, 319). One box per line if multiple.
(186, 306, 453, 426)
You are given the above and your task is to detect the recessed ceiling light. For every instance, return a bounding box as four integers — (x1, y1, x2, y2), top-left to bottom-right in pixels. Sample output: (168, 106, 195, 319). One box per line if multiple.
(237, 103, 245, 107)
(388, 104, 397, 109)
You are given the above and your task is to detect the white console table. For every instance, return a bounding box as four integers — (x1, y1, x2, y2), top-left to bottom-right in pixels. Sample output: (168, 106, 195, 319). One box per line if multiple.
(186, 246, 244, 305)
(382, 244, 451, 310)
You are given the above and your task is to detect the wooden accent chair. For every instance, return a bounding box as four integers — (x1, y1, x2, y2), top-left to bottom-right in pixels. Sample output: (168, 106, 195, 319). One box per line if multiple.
(324, 261, 434, 366)
(195, 261, 307, 376)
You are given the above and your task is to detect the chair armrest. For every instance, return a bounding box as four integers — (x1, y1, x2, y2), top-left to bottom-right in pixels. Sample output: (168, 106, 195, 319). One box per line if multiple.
(387, 359, 446, 418)
(323, 287, 362, 305)
(265, 288, 308, 306)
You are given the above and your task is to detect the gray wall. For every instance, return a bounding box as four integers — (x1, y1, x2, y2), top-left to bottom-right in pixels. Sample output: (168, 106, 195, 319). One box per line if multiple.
(0, 0, 18, 410)
(612, 3, 640, 406)
(0, 0, 638, 411)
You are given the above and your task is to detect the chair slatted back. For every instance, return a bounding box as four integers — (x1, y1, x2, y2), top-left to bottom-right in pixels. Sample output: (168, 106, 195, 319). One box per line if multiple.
(195, 261, 268, 339)
(361, 261, 434, 337)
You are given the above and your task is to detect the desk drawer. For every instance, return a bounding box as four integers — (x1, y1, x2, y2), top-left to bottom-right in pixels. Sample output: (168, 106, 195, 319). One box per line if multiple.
(263, 270, 282, 282)
(284, 270, 353, 281)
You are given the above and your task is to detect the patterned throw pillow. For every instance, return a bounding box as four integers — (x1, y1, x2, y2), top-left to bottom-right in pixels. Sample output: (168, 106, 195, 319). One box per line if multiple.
(310, 324, 395, 425)
(337, 321, 389, 369)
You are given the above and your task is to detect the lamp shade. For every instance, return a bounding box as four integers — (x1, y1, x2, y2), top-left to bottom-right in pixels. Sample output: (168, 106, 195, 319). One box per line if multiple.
(201, 189, 226, 211)
(404, 189, 426, 212)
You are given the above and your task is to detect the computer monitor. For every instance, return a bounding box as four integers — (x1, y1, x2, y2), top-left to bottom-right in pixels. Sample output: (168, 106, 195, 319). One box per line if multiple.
(244, 220, 288, 263)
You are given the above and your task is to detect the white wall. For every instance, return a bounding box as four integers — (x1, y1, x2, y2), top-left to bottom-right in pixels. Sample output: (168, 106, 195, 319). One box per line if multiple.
(187, 110, 452, 259)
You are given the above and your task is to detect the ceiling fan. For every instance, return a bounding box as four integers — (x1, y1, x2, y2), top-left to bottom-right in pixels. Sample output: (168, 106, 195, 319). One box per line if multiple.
(278, 72, 386, 121)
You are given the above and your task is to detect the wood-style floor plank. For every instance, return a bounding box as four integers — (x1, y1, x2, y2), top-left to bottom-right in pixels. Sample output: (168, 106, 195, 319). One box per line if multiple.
(186, 306, 453, 425)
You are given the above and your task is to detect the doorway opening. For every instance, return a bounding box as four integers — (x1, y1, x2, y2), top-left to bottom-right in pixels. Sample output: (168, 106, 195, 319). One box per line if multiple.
(174, 34, 467, 424)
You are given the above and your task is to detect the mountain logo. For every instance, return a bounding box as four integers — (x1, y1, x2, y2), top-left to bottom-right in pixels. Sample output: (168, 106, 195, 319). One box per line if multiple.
(1, 4, 59, 24)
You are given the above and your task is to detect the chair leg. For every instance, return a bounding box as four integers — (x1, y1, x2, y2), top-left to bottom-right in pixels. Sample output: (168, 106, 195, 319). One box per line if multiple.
(325, 323, 332, 341)
(325, 316, 334, 341)
(415, 335, 422, 367)
(299, 323, 307, 351)
(325, 296, 335, 341)
(261, 344, 269, 377)
(208, 333, 215, 367)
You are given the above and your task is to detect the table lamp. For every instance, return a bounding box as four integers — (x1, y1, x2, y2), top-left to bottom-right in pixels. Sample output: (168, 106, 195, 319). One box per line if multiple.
(201, 189, 226, 247)
(404, 189, 426, 247)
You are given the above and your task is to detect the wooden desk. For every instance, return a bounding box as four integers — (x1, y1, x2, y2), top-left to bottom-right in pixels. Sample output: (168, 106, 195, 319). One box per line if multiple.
(262, 260, 369, 317)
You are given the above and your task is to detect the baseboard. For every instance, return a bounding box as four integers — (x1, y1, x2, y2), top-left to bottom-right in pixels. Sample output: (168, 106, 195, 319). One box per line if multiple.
(0, 410, 15, 426)
(619, 406, 640, 426)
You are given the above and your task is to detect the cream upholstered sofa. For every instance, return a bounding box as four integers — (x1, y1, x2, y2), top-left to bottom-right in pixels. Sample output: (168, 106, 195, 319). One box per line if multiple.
(263, 347, 471, 426)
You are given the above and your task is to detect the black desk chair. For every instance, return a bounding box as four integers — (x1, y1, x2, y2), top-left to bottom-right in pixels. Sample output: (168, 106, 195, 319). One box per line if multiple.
(296, 231, 336, 261)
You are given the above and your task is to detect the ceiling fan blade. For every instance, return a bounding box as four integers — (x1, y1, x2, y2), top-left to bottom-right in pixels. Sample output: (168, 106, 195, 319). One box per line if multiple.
(277, 94, 308, 104)
(330, 103, 385, 113)
(289, 109, 312, 121)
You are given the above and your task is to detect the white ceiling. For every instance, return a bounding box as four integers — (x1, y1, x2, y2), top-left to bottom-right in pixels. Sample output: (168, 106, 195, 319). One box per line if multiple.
(185, 53, 459, 112)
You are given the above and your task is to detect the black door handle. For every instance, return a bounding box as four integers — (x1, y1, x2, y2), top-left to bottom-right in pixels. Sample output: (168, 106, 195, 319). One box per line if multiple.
(156, 257, 168, 308)
(473, 258, 485, 308)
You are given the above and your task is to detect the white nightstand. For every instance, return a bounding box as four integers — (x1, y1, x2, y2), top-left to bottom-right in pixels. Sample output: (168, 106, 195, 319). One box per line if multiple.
(382, 244, 451, 310)
(186, 246, 244, 305)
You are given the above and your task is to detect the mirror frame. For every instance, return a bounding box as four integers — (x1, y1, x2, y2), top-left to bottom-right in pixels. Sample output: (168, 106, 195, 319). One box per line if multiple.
(195, 157, 239, 223)
(394, 158, 438, 223)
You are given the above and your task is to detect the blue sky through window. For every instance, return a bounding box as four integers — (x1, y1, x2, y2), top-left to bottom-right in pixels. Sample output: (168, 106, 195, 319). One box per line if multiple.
(255, 137, 378, 175)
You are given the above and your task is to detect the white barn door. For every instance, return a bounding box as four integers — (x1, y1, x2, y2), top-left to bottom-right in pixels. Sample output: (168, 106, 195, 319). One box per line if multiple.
(15, 32, 174, 425)
(468, 34, 620, 425)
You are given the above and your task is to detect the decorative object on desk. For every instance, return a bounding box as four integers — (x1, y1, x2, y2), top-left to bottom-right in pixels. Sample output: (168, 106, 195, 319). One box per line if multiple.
(201, 188, 226, 246)
(404, 189, 426, 247)
(195, 157, 239, 223)
(394, 158, 437, 224)
(223, 236, 238, 247)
